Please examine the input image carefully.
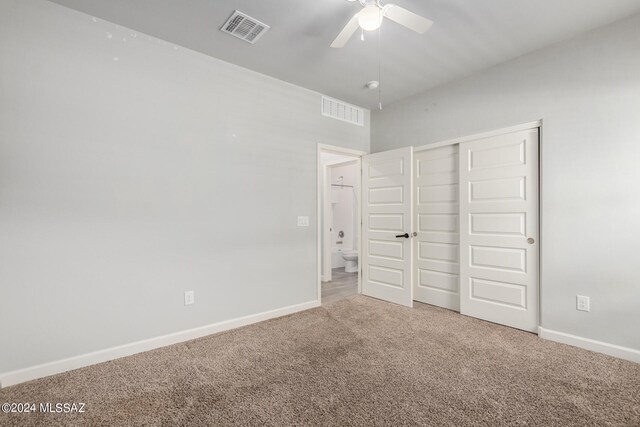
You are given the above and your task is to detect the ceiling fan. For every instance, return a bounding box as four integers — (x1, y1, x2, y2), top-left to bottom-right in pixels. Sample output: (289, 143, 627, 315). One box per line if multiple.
(331, 0, 433, 48)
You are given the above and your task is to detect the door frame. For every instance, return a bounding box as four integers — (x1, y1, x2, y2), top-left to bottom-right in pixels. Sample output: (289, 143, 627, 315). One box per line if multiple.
(413, 120, 542, 328)
(317, 143, 367, 303)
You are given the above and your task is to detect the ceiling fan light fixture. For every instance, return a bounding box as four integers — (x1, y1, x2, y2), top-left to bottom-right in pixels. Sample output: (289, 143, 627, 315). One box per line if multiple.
(358, 5, 382, 31)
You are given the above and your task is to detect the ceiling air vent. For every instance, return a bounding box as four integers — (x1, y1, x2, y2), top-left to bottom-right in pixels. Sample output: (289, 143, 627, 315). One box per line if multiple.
(321, 96, 365, 127)
(220, 11, 270, 44)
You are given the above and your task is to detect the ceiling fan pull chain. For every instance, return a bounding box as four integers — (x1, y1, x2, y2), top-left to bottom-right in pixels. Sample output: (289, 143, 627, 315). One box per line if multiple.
(378, 22, 382, 110)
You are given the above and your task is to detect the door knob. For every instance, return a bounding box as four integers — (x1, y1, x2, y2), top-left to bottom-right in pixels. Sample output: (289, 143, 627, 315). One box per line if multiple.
(527, 237, 535, 244)
(395, 233, 410, 239)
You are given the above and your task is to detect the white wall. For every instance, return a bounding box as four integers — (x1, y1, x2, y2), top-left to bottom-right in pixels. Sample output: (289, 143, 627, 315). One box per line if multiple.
(0, 0, 369, 375)
(372, 13, 640, 351)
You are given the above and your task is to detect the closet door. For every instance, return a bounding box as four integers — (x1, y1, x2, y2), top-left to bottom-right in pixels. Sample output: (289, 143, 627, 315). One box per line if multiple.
(413, 145, 460, 311)
(459, 128, 539, 332)
(362, 147, 414, 307)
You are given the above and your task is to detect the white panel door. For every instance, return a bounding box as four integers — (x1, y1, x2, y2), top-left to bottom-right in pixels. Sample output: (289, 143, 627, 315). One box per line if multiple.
(362, 147, 413, 307)
(413, 145, 460, 310)
(459, 128, 539, 332)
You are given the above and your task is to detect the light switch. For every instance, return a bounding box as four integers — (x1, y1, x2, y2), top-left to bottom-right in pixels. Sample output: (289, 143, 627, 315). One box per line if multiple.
(297, 216, 309, 227)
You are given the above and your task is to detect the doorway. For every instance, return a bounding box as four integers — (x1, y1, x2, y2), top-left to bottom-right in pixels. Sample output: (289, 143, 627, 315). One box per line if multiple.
(317, 144, 366, 305)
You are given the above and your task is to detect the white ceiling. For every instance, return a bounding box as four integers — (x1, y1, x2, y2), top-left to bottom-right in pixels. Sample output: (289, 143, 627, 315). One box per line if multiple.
(48, 0, 640, 108)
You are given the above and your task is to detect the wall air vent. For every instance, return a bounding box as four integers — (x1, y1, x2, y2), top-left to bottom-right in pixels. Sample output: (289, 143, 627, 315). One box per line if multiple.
(321, 96, 365, 127)
(220, 11, 270, 44)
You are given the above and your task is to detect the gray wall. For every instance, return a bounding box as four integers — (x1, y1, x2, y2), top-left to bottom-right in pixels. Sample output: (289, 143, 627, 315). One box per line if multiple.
(372, 13, 640, 350)
(0, 0, 369, 374)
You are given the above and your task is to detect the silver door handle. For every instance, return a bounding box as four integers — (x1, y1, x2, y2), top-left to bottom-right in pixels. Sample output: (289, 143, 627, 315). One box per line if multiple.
(527, 238, 535, 244)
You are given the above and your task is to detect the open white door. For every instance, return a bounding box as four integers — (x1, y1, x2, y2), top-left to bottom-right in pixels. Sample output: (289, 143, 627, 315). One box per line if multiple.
(362, 147, 414, 307)
(459, 128, 539, 332)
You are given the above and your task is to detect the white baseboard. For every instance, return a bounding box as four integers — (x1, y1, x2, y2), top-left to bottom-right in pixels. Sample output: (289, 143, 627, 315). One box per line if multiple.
(0, 300, 320, 389)
(538, 327, 640, 363)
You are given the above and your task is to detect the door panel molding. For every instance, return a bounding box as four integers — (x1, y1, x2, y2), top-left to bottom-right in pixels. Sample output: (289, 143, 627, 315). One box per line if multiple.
(459, 128, 539, 332)
(413, 144, 460, 310)
(362, 147, 414, 307)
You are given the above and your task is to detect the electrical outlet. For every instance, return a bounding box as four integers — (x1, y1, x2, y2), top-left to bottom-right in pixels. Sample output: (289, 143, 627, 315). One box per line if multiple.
(576, 295, 590, 312)
(184, 290, 195, 306)
(297, 216, 309, 227)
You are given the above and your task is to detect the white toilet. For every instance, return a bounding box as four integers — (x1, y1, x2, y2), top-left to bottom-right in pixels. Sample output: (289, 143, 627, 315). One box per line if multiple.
(341, 250, 359, 273)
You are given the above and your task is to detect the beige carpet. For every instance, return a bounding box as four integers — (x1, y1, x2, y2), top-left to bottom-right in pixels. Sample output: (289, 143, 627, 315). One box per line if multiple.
(1, 295, 639, 426)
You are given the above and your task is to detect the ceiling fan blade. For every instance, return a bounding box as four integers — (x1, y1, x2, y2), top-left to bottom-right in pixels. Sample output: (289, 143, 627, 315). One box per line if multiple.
(383, 4, 433, 34)
(330, 12, 361, 48)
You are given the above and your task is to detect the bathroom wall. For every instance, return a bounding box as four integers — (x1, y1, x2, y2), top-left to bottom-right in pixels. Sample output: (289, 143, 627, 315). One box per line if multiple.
(0, 0, 370, 376)
(331, 162, 358, 256)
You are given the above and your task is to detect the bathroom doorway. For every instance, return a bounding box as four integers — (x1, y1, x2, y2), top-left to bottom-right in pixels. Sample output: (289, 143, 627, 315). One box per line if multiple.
(317, 144, 365, 305)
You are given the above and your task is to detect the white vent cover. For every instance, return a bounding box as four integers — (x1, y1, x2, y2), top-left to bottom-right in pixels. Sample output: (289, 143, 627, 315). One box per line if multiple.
(220, 11, 270, 44)
(321, 96, 365, 127)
